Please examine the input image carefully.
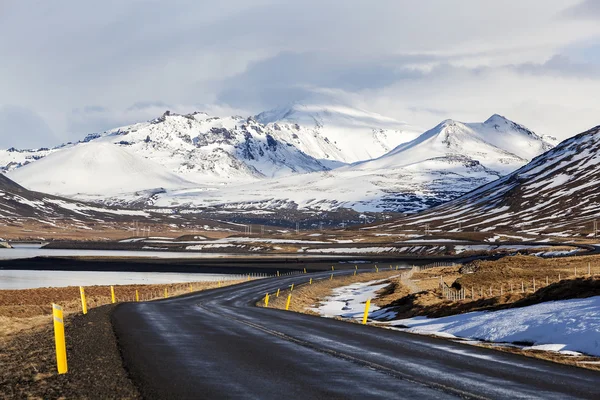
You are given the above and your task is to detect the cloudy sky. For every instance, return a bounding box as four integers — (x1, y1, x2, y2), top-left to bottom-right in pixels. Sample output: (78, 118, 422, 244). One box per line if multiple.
(1, 0, 600, 148)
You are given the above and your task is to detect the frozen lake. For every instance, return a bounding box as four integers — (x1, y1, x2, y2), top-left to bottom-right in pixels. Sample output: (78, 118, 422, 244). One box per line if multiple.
(0, 269, 247, 290)
(0, 244, 347, 260)
(0, 244, 240, 260)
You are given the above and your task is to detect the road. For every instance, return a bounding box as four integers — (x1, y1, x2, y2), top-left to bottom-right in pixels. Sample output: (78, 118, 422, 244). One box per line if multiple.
(112, 270, 600, 399)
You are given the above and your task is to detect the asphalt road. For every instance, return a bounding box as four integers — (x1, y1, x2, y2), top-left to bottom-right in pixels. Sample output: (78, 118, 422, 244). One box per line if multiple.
(112, 270, 600, 399)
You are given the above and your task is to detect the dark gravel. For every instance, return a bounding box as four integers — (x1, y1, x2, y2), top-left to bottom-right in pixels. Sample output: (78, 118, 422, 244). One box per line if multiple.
(0, 305, 140, 399)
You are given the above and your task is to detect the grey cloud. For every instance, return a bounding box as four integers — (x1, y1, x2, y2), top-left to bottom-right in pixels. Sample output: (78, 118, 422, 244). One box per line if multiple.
(0, 105, 57, 149)
(127, 101, 171, 111)
(562, 0, 600, 19)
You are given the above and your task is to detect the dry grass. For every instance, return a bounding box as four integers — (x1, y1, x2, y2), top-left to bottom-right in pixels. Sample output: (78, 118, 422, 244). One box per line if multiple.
(457, 255, 600, 296)
(263, 271, 402, 313)
(0, 280, 242, 340)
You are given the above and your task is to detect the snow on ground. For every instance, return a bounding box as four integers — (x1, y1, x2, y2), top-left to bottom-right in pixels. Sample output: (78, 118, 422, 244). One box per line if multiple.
(312, 278, 600, 357)
(310, 279, 393, 321)
(389, 297, 600, 356)
(8, 141, 194, 196)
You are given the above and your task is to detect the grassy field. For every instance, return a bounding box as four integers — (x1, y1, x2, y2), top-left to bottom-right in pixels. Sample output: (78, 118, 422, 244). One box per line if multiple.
(0, 280, 242, 340)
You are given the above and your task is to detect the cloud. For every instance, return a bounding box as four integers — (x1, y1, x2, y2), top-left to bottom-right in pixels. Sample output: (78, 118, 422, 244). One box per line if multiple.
(562, 0, 600, 19)
(0, 105, 58, 149)
(1, 0, 600, 146)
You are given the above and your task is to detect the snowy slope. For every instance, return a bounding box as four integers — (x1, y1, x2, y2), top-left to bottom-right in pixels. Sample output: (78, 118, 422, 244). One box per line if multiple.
(391, 297, 600, 356)
(356, 115, 553, 175)
(382, 125, 600, 235)
(256, 102, 422, 163)
(151, 115, 551, 213)
(7, 142, 194, 196)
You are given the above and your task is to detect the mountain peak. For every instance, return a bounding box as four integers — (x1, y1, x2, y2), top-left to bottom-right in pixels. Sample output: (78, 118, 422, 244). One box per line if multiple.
(484, 114, 511, 125)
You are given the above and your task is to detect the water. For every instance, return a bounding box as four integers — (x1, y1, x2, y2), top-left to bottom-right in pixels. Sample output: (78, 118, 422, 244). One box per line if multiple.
(0, 244, 347, 260)
(0, 269, 247, 290)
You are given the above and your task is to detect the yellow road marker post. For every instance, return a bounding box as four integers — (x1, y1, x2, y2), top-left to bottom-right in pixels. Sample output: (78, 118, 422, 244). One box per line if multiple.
(309, 278, 313, 285)
(290, 283, 294, 291)
(277, 270, 280, 277)
(362, 299, 371, 325)
(285, 294, 292, 310)
(375, 266, 379, 273)
(354, 270, 357, 276)
(135, 290, 139, 302)
(331, 265, 335, 271)
(164, 288, 168, 298)
(247, 274, 250, 281)
(52, 304, 68, 374)
(355, 265, 358, 270)
(396, 265, 399, 270)
(330, 273, 333, 280)
(303, 268, 307, 274)
(218, 281, 221, 288)
(79, 286, 87, 315)
(189, 283, 193, 293)
(390, 265, 392, 270)
(110, 286, 116, 304)
(264, 293, 270, 307)
(276, 288, 280, 297)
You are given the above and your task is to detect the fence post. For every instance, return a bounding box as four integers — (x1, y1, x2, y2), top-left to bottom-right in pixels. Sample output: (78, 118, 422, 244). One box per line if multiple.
(362, 299, 371, 325)
(79, 287, 87, 315)
(52, 304, 68, 374)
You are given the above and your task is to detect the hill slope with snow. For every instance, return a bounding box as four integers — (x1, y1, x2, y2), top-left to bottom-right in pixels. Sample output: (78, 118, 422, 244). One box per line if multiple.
(378, 125, 600, 235)
(0, 171, 149, 225)
(7, 142, 194, 197)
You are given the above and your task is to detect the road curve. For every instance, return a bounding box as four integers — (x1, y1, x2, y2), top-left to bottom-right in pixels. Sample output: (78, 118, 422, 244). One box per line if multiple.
(112, 270, 600, 399)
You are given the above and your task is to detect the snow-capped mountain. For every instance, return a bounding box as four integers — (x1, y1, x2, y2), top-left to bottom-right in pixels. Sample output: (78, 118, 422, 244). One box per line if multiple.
(148, 115, 553, 213)
(0, 102, 421, 188)
(358, 115, 554, 175)
(7, 141, 194, 197)
(255, 102, 422, 163)
(382, 124, 600, 236)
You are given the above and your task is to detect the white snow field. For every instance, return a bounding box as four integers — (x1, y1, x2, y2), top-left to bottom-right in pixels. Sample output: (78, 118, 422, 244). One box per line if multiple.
(310, 278, 392, 320)
(312, 280, 600, 357)
(391, 297, 600, 356)
(8, 141, 194, 196)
